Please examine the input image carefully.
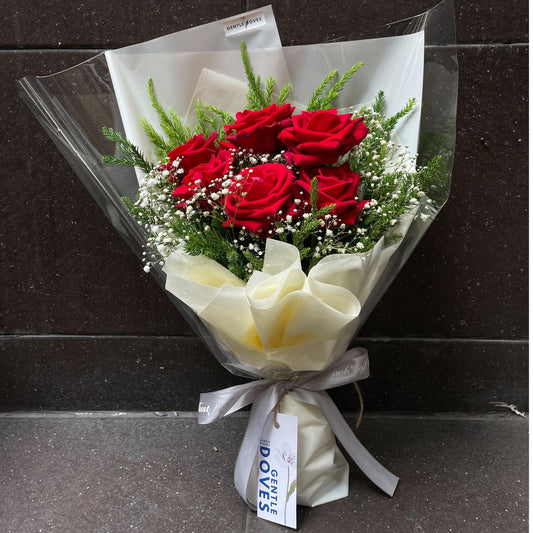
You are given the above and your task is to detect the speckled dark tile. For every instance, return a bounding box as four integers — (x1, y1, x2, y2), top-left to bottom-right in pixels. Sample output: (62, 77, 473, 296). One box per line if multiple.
(1, 336, 527, 412)
(0, 413, 527, 532)
(0, 414, 248, 532)
(0, 336, 246, 411)
(2, 1, 528, 48)
(360, 45, 528, 340)
(2, 51, 189, 336)
(333, 339, 528, 412)
(245, 415, 528, 532)
(0, 1, 244, 48)
(248, 0, 528, 45)
(455, 0, 529, 43)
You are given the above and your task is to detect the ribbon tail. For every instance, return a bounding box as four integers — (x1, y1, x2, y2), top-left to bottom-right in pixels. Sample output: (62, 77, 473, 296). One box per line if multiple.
(291, 389, 399, 497)
(233, 382, 284, 507)
(198, 379, 273, 424)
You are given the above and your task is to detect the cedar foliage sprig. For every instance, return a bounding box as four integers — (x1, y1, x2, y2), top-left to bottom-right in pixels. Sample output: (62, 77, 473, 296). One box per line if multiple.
(173, 216, 250, 279)
(292, 178, 335, 250)
(145, 80, 235, 155)
(145, 78, 192, 150)
(102, 46, 443, 280)
(241, 41, 292, 110)
(101, 127, 152, 173)
(104, 79, 236, 168)
(306, 62, 364, 111)
(277, 178, 335, 270)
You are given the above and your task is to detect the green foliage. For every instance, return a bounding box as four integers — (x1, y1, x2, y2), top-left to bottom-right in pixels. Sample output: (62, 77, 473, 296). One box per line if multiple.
(349, 91, 416, 181)
(101, 126, 152, 173)
(195, 101, 235, 140)
(205, 104, 234, 138)
(146, 78, 192, 149)
(277, 83, 292, 105)
(242, 249, 264, 272)
(132, 192, 253, 279)
(146, 81, 235, 147)
(241, 41, 293, 110)
(306, 63, 364, 111)
(103, 45, 445, 281)
(104, 78, 238, 170)
(288, 178, 335, 269)
(176, 218, 250, 279)
(140, 118, 172, 160)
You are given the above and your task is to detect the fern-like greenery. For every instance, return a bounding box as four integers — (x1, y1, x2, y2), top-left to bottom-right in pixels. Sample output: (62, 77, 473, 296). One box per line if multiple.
(102, 44, 444, 280)
(145, 78, 192, 150)
(103, 78, 238, 169)
(306, 62, 364, 111)
(241, 41, 293, 110)
(101, 127, 152, 173)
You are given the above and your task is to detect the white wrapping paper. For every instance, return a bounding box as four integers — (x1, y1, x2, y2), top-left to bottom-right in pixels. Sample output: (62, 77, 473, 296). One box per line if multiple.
(163, 211, 415, 373)
(105, 16, 426, 509)
(106, 30, 424, 169)
(164, 214, 419, 507)
(246, 395, 350, 507)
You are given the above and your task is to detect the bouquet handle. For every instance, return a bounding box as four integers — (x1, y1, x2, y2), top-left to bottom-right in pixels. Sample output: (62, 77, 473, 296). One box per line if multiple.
(198, 348, 399, 507)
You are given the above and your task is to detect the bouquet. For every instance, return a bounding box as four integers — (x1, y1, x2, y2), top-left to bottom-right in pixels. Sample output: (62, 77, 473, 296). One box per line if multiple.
(18, 2, 457, 528)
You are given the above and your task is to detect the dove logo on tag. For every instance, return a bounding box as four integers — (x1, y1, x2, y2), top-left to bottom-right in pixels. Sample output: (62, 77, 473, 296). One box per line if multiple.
(257, 413, 297, 529)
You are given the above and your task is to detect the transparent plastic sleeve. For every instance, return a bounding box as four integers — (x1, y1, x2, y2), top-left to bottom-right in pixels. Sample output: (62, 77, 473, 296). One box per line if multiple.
(18, 0, 457, 382)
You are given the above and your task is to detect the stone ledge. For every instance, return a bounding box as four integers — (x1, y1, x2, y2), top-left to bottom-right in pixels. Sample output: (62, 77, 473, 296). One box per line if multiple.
(0, 412, 527, 532)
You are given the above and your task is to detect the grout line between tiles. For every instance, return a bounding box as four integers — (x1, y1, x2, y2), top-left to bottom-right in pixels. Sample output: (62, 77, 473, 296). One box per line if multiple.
(0, 333, 528, 344)
(243, 506, 252, 533)
(0, 410, 525, 421)
(0, 43, 529, 53)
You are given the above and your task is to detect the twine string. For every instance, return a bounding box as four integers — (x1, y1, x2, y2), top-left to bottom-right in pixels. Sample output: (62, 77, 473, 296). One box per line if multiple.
(354, 381, 364, 429)
(273, 392, 287, 429)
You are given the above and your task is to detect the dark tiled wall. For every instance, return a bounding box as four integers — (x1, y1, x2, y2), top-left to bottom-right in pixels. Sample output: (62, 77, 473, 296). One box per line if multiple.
(1, 1, 528, 411)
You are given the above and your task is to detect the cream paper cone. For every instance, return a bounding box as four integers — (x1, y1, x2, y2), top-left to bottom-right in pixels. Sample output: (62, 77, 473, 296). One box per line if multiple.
(163, 239, 365, 373)
(246, 394, 349, 508)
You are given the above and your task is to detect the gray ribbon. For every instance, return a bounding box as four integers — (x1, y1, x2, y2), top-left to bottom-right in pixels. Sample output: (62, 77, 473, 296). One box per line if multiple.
(198, 347, 399, 506)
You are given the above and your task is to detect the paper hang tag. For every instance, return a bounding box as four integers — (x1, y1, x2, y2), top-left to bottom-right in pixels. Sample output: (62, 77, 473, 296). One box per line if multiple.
(222, 10, 267, 36)
(257, 412, 298, 529)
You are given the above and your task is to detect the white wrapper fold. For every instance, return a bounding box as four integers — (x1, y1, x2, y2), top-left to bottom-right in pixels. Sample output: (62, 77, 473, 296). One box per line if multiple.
(105, 17, 426, 509)
(246, 395, 350, 507)
(164, 239, 362, 372)
(163, 210, 416, 506)
(163, 209, 414, 370)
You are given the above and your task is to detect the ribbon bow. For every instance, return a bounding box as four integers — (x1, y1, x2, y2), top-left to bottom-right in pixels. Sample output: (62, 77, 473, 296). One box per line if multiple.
(198, 347, 399, 506)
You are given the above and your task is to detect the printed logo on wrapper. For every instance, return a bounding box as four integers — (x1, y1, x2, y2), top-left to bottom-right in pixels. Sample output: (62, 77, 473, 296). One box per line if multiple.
(222, 11, 266, 36)
(257, 412, 298, 529)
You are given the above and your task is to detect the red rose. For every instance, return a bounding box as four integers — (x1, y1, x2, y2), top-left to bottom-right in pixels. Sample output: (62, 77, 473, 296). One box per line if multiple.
(223, 103, 294, 154)
(224, 163, 296, 234)
(294, 163, 368, 225)
(172, 150, 231, 211)
(279, 109, 368, 166)
(167, 132, 218, 178)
